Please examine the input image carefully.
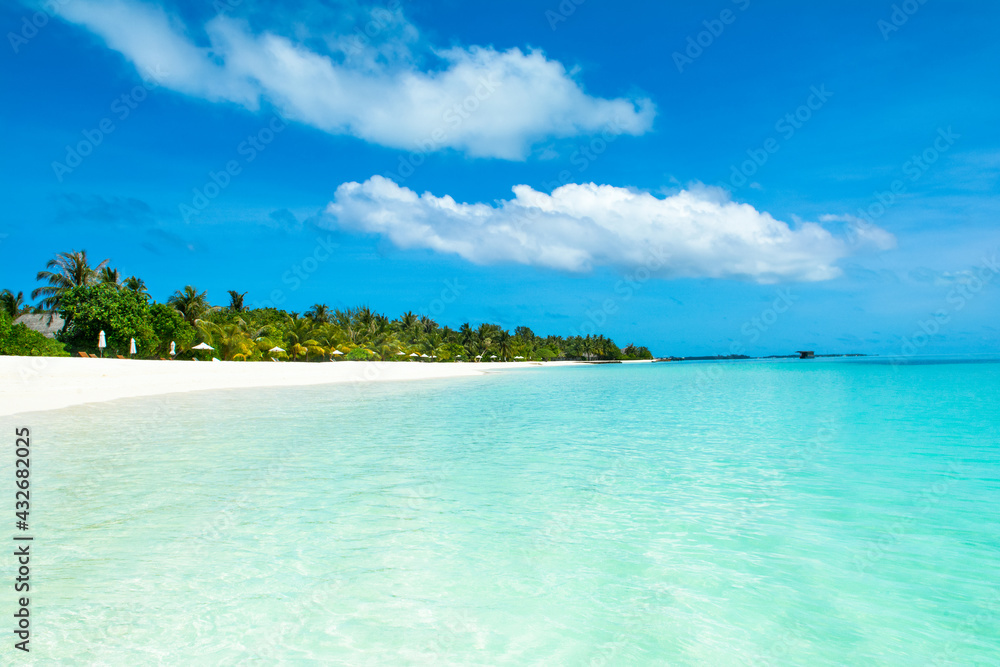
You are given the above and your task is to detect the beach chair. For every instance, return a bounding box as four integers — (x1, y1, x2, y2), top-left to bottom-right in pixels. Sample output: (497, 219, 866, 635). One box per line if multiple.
(88, 353, 98, 358)
(77, 351, 88, 358)
(116, 355, 125, 359)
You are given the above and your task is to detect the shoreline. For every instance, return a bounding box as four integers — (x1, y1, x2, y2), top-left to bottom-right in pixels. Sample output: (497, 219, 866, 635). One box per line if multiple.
(0, 356, 593, 416)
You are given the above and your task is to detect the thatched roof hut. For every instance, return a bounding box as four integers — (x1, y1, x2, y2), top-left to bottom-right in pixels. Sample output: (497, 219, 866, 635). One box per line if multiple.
(13, 314, 65, 339)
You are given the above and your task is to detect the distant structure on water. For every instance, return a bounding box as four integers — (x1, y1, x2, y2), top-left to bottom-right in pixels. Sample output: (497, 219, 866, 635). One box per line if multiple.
(796, 350, 815, 359)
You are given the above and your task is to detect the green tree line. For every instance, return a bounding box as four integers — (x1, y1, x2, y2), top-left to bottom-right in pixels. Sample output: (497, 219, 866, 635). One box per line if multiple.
(0, 250, 654, 362)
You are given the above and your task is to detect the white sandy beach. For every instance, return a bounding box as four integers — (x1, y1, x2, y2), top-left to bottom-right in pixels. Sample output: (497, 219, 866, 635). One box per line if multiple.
(0, 356, 591, 416)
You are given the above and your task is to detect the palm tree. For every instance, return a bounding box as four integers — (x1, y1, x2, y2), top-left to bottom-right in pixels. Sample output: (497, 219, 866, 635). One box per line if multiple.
(284, 316, 323, 361)
(197, 317, 274, 360)
(459, 323, 474, 348)
(313, 322, 347, 357)
(371, 337, 402, 361)
(168, 286, 210, 325)
(0, 289, 26, 318)
(332, 308, 353, 330)
(399, 311, 419, 334)
(306, 303, 329, 323)
(421, 331, 443, 357)
(197, 319, 252, 361)
(99, 267, 122, 287)
(475, 323, 495, 360)
(419, 315, 438, 334)
(31, 250, 109, 311)
(227, 290, 248, 312)
(123, 276, 148, 296)
(353, 305, 377, 341)
(581, 335, 595, 361)
(496, 329, 512, 362)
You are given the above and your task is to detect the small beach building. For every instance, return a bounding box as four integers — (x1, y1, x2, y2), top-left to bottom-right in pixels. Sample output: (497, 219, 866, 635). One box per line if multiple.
(13, 313, 64, 339)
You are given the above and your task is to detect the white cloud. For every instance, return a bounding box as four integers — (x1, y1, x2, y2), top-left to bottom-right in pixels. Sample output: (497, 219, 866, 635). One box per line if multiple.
(819, 214, 898, 251)
(54, 0, 654, 159)
(322, 177, 895, 282)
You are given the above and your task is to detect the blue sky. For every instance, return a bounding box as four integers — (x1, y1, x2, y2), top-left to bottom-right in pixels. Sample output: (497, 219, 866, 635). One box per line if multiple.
(2, 0, 998, 356)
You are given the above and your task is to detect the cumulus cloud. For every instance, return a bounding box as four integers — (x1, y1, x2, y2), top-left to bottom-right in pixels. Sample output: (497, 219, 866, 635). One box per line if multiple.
(321, 177, 893, 282)
(53, 0, 654, 159)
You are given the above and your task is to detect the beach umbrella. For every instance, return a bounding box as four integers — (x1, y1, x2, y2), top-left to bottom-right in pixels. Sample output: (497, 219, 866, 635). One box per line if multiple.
(514, 356, 524, 360)
(420, 354, 430, 358)
(331, 349, 344, 355)
(490, 355, 497, 360)
(169, 341, 176, 357)
(129, 338, 137, 356)
(395, 352, 405, 356)
(409, 352, 419, 357)
(192, 342, 214, 350)
(97, 330, 106, 357)
(269, 346, 285, 353)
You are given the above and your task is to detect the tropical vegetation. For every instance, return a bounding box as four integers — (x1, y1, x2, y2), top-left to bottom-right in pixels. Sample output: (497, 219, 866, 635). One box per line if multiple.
(0, 309, 69, 357)
(1, 250, 655, 361)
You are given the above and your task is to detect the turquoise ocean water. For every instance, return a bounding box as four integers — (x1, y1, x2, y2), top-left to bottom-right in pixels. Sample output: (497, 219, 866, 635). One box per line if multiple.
(9, 359, 1000, 665)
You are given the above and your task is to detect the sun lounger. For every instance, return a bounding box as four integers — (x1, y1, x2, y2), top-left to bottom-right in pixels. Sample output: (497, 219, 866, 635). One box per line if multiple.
(116, 355, 125, 359)
(88, 353, 98, 358)
(77, 351, 88, 358)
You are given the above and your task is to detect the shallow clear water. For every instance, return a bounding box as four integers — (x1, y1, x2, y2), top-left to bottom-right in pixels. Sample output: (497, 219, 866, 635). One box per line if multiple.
(9, 359, 1000, 665)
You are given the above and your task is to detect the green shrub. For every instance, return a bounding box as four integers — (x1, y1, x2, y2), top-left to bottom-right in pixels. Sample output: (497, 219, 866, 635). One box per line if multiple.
(0, 311, 69, 356)
(58, 283, 154, 356)
(148, 303, 197, 356)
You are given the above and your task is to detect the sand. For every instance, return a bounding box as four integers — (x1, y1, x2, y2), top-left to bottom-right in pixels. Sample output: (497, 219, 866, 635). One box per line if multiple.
(0, 355, 586, 416)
